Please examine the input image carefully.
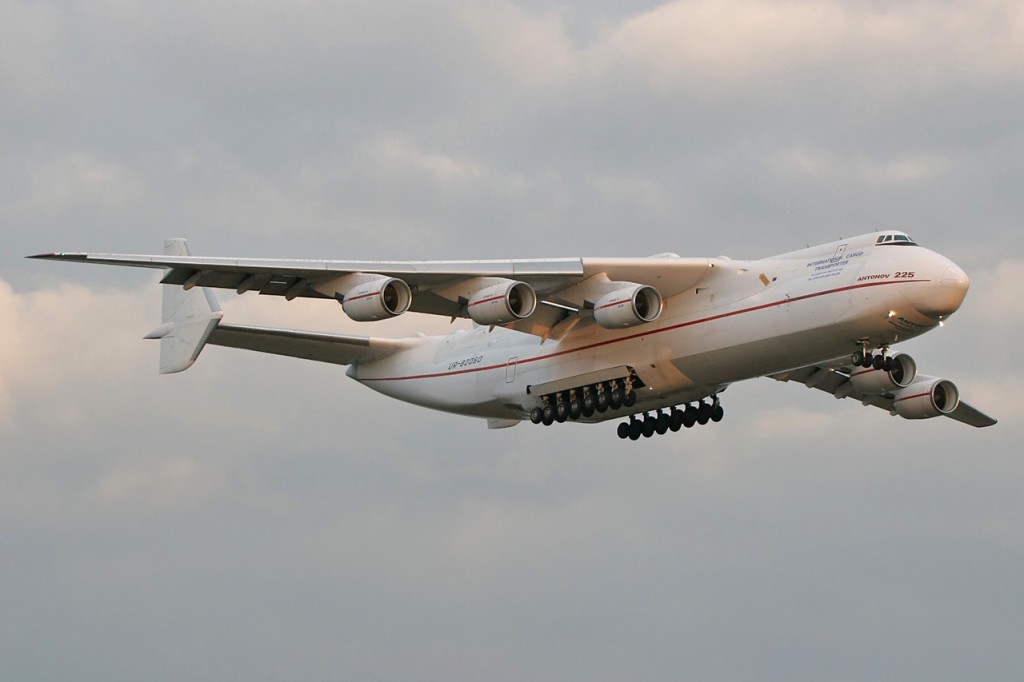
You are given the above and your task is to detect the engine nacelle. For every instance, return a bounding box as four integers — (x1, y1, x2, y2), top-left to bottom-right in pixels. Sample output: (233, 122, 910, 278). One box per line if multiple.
(340, 277, 412, 321)
(892, 378, 960, 420)
(849, 353, 918, 395)
(593, 285, 663, 329)
(467, 280, 537, 326)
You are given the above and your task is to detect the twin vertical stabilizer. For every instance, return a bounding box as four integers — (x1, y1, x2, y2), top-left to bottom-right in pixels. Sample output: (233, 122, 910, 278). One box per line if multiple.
(143, 239, 223, 374)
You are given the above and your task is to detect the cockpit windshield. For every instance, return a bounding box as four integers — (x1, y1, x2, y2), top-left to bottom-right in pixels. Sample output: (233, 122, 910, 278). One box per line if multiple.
(875, 234, 918, 246)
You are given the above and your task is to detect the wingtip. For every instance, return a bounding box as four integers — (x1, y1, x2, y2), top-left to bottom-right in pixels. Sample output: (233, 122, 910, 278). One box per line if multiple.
(26, 252, 88, 261)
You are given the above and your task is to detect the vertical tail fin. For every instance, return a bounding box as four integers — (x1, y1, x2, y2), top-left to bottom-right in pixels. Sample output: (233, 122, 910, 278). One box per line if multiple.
(143, 239, 224, 374)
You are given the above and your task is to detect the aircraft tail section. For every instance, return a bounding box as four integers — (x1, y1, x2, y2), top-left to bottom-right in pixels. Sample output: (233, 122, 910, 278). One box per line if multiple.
(144, 239, 224, 374)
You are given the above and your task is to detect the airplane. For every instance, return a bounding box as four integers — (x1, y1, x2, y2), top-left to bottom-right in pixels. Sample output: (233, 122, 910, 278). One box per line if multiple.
(30, 230, 996, 439)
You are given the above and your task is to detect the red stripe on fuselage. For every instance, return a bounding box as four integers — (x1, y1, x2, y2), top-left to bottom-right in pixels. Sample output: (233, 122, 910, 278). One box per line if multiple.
(362, 279, 930, 383)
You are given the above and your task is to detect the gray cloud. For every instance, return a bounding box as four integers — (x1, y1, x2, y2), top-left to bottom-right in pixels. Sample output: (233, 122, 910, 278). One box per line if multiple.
(2, 1, 1022, 680)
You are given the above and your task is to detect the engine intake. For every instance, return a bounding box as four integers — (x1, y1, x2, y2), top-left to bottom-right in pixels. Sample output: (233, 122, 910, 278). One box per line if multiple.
(849, 353, 917, 395)
(892, 379, 960, 420)
(340, 277, 412, 321)
(467, 280, 537, 326)
(593, 285, 663, 329)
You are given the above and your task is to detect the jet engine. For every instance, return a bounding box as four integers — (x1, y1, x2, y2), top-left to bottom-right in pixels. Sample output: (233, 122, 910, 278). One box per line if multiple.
(849, 353, 917, 395)
(340, 277, 412, 321)
(593, 285, 663, 329)
(467, 280, 537, 326)
(892, 378, 960, 420)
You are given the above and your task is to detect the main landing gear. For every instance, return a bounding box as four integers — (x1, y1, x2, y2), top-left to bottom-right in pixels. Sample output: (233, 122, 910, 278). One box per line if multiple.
(528, 377, 639, 427)
(615, 396, 724, 441)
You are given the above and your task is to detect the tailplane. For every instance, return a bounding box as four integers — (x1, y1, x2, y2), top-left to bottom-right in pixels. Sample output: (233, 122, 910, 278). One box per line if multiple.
(144, 239, 224, 373)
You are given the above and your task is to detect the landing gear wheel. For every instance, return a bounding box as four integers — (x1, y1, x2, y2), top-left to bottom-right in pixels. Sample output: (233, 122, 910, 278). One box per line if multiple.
(596, 391, 609, 413)
(697, 402, 712, 425)
(872, 354, 885, 370)
(569, 399, 582, 420)
(623, 390, 637, 407)
(555, 400, 569, 423)
(861, 352, 874, 368)
(656, 412, 670, 435)
(617, 422, 630, 439)
(851, 350, 865, 366)
(582, 393, 596, 417)
(669, 409, 684, 432)
(683, 405, 698, 428)
(642, 416, 657, 438)
(530, 407, 543, 424)
(883, 356, 893, 373)
(609, 386, 624, 410)
(628, 420, 643, 440)
(542, 403, 555, 426)
(711, 404, 724, 422)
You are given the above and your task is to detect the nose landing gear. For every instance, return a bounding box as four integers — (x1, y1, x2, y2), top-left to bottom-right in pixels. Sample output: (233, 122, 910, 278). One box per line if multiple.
(852, 343, 893, 372)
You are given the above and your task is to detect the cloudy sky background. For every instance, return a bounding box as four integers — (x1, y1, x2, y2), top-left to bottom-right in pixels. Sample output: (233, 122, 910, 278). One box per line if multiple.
(2, 1, 1022, 679)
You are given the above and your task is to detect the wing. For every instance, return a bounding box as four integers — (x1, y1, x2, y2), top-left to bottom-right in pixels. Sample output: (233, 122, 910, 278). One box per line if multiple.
(771, 360, 997, 428)
(208, 323, 411, 366)
(30, 246, 714, 338)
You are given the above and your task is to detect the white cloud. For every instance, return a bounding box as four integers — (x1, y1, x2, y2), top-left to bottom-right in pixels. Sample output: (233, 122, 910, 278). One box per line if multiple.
(596, 0, 1024, 91)
(456, 3, 576, 86)
(0, 278, 151, 430)
(771, 147, 951, 187)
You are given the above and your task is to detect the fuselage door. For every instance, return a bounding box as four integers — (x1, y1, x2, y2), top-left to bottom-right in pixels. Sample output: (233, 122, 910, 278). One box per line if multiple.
(506, 357, 518, 383)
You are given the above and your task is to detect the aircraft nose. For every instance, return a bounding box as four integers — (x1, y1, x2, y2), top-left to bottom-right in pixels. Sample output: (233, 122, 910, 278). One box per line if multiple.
(912, 262, 970, 319)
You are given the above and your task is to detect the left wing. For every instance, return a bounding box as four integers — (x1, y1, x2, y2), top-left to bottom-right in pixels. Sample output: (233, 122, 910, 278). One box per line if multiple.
(30, 246, 715, 338)
(771, 360, 997, 428)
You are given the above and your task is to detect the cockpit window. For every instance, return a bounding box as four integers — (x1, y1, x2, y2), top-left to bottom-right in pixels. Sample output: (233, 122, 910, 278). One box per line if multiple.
(876, 234, 918, 246)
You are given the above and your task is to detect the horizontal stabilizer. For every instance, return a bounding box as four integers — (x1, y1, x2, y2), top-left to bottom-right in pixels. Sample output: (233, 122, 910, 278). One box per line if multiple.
(207, 323, 410, 366)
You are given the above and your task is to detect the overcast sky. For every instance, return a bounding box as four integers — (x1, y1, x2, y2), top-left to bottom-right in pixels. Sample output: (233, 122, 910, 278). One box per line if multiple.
(2, 1, 1022, 680)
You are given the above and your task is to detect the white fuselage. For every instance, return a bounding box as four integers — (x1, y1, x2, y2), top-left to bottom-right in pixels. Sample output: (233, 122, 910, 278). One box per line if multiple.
(348, 234, 969, 423)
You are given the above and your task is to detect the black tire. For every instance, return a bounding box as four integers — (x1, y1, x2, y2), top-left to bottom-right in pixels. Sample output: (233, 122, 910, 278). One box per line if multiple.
(883, 357, 893, 373)
(623, 390, 637, 407)
(582, 393, 596, 417)
(851, 350, 865, 366)
(629, 420, 643, 440)
(555, 400, 569, 423)
(530, 407, 543, 424)
(669, 409, 684, 432)
(862, 352, 874, 368)
(697, 402, 712, 425)
(656, 413, 670, 435)
(642, 416, 657, 438)
(569, 399, 582, 420)
(596, 392, 609, 413)
(683, 405, 698, 428)
(711, 404, 724, 422)
(542, 404, 555, 426)
(872, 355, 885, 370)
(617, 422, 630, 439)
(609, 388, 623, 410)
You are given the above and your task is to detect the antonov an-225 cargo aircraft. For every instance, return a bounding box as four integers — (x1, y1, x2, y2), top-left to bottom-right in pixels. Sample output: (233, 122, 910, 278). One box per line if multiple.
(32, 230, 995, 439)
